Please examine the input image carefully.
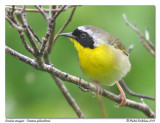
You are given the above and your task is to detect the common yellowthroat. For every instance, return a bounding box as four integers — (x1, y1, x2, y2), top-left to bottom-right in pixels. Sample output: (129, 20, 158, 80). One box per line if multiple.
(59, 25, 131, 106)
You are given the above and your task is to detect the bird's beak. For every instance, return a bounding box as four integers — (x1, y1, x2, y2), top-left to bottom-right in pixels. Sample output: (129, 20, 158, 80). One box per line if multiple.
(59, 32, 76, 39)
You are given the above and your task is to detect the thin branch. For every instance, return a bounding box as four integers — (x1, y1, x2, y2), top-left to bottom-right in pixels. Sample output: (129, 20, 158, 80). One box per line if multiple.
(5, 46, 38, 69)
(16, 6, 40, 56)
(54, 7, 76, 41)
(51, 75, 85, 118)
(35, 5, 50, 22)
(5, 5, 80, 13)
(123, 14, 155, 56)
(119, 80, 155, 100)
(46, 6, 56, 54)
(5, 45, 155, 118)
(28, 25, 42, 44)
(18, 31, 34, 55)
(5, 14, 24, 31)
(6, 9, 34, 55)
(48, 6, 76, 54)
(39, 5, 67, 56)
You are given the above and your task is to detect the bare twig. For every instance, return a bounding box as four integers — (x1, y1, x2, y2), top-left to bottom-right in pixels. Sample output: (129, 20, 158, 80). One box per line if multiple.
(5, 46, 155, 118)
(18, 31, 34, 55)
(5, 14, 24, 31)
(17, 6, 40, 56)
(51, 75, 85, 118)
(39, 5, 67, 56)
(123, 14, 155, 56)
(6, 8, 35, 55)
(47, 6, 76, 54)
(54, 7, 76, 41)
(35, 5, 50, 22)
(119, 80, 155, 100)
(5, 5, 80, 13)
(46, 6, 56, 54)
(28, 25, 42, 44)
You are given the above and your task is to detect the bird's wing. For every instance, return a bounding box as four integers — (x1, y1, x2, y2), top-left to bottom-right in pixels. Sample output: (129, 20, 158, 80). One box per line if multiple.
(108, 35, 129, 56)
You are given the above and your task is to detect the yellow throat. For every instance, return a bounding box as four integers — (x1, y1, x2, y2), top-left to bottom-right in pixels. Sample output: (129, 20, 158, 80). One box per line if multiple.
(70, 38, 131, 86)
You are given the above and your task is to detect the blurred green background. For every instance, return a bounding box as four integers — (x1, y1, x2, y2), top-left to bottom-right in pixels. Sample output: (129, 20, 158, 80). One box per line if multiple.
(5, 5, 155, 118)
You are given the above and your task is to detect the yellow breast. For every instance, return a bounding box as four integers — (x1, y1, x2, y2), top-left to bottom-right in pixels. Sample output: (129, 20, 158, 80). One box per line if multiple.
(71, 39, 131, 86)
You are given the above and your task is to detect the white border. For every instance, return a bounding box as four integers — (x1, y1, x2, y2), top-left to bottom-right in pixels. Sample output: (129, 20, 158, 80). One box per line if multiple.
(1, 0, 159, 123)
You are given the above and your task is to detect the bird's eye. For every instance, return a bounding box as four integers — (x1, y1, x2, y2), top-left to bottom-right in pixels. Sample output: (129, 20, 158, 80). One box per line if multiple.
(80, 33, 87, 38)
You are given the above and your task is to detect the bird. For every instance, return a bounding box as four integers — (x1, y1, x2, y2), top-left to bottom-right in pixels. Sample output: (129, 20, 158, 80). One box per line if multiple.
(59, 25, 131, 106)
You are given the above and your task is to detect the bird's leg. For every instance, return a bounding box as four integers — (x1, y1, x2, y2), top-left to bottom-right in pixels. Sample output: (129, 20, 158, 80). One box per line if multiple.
(94, 82, 103, 95)
(116, 81, 126, 107)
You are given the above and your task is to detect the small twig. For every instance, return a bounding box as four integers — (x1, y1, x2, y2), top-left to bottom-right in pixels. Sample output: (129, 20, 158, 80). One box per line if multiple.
(5, 45, 155, 118)
(20, 6, 40, 56)
(46, 6, 56, 54)
(6, 9, 35, 55)
(123, 14, 155, 56)
(51, 75, 85, 118)
(48, 6, 76, 54)
(139, 36, 155, 56)
(28, 25, 41, 44)
(5, 14, 24, 31)
(54, 7, 76, 41)
(18, 31, 34, 55)
(119, 80, 155, 100)
(5, 5, 80, 13)
(35, 5, 50, 22)
(39, 5, 67, 56)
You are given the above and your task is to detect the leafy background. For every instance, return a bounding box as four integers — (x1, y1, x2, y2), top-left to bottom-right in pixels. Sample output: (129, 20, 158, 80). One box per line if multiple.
(5, 5, 155, 118)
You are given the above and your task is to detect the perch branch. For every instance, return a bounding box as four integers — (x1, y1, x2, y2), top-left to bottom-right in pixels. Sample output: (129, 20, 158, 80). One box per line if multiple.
(5, 45, 155, 118)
